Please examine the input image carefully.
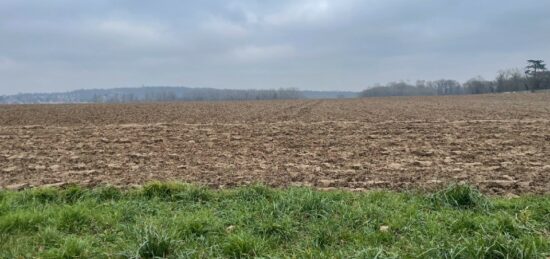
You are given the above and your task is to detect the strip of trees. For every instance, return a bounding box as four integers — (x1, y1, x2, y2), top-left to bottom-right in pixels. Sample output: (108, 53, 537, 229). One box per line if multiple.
(93, 88, 305, 103)
(361, 60, 549, 97)
(0, 87, 305, 104)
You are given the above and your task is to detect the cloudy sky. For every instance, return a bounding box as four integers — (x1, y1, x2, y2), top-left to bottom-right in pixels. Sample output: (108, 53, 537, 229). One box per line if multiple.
(1, 0, 549, 95)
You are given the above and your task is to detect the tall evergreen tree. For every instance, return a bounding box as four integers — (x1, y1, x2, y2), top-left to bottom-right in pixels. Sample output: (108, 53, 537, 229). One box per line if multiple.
(525, 60, 547, 91)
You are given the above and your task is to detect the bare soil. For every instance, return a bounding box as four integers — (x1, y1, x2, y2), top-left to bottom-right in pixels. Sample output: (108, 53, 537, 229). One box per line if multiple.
(1, 93, 549, 194)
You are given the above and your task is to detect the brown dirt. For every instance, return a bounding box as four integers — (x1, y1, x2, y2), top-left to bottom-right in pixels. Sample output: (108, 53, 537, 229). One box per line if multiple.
(1, 93, 549, 194)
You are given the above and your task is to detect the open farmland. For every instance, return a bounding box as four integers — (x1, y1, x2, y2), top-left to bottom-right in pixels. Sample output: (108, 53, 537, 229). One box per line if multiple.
(1, 93, 549, 194)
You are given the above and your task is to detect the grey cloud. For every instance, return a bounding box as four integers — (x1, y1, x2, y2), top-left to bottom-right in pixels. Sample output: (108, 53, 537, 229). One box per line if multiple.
(1, 0, 549, 94)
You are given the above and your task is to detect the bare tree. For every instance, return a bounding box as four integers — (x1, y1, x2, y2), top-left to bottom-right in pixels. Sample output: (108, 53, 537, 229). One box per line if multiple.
(496, 69, 526, 93)
(463, 77, 494, 94)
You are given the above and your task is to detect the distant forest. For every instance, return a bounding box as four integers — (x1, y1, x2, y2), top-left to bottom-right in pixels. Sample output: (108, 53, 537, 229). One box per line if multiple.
(2, 60, 548, 103)
(361, 60, 550, 97)
(0, 87, 358, 104)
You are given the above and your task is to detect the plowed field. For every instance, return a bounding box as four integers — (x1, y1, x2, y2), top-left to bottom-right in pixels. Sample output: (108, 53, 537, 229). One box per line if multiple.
(1, 93, 549, 194)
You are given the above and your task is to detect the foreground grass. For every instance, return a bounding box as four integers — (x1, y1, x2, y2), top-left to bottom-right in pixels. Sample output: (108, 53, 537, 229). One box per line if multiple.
(0, 183, 549, 258)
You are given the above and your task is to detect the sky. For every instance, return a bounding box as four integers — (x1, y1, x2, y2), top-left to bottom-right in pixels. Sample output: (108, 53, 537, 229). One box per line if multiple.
(1, 0, 549, 95)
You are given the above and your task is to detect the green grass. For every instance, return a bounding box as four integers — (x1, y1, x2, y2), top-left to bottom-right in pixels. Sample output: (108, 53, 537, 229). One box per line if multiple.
(0, 183, 548, 258)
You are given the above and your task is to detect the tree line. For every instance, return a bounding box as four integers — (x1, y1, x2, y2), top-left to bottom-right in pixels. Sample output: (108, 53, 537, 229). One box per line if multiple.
(361, 60, 549, 97)
(0, 87, 306, 104)
(91, 88, 304, 103)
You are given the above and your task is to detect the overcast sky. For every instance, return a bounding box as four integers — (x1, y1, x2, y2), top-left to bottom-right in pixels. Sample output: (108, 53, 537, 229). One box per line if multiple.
(1, 0, 549, 95)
